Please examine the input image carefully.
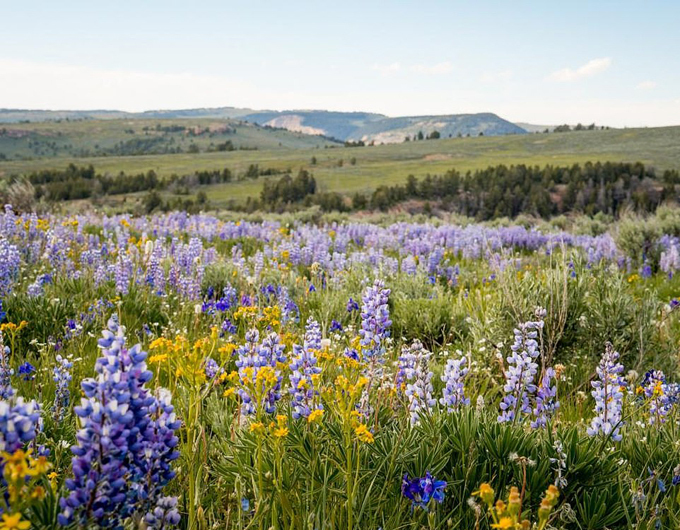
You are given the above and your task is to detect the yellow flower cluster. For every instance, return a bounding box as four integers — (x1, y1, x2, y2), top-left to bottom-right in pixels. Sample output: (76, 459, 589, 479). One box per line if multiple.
(0, 449, 52, 530)
(473, 482, 559, 530)
(149, 334, 217, 387)
(0, 321, 28, 334)
(249, 415, 290, 440)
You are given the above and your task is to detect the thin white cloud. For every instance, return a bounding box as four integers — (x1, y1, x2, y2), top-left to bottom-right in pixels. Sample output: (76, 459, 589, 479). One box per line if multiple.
(636, 80, 657, 90)
(372, 62, 402, 76)
(0, 58, 275, 112)
(410, 61, 453, 75)
(548, 57, 612, 82)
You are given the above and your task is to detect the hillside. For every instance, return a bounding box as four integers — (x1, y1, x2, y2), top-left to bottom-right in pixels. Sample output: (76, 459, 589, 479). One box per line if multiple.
(241, 110, 526, 142)
(1, 107, 528, 143)
(0, 118, 340, 161)
(2, 125, 679, 210)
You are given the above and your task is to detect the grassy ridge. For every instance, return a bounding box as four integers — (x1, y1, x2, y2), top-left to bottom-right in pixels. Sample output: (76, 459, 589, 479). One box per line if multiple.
(0, 118, 337, 161)
(2, 123, 680, 206)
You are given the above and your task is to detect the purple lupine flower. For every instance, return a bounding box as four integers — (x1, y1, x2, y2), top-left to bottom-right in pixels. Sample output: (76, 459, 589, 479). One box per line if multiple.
(440, 356, 470, 411)
(498, 319, 544, 423)
(396, 343, 417, 394)
(53, 354, 73, 420)
(587, 342, 626, 442)
(114, 253, 133, 295)
(0, 238, 21, 296)
(133, 387, 181, 521)
(59, 317, 180, 527)
(0, 396, 41, 453)
(221, 319, 236, 335)
(145, 496, 181, 530)
(531, 367, 559, 429)
(289, 318, 323, 420)
(235, 329, 287, 415)
(401, 471, 447, 510)
(640, 370, 673, 424)
(359, 279, 391, 362)
(346, 297, 360, 313)
(343, 348, 360, 362)
(235, 329, 260, 416)
(257, 332, 287, 414)
(277, 286, 299, 324)
(403, 340, 436, 425)
(204, 357, 222, 380)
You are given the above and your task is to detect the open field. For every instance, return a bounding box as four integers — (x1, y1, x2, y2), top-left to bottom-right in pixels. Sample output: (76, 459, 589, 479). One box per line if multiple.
(4, 206, 680, 528)
(2, 124, 680, 207)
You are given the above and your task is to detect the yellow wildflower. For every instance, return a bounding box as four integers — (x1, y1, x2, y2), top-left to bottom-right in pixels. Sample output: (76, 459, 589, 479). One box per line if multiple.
(0, 513, 30, 530)
(472, 482, 495, 506)
(249, 422, 265, 435)
(490, 517, 514, 530)
(354, 423, 374, 443)
(307, 409, 324, 423)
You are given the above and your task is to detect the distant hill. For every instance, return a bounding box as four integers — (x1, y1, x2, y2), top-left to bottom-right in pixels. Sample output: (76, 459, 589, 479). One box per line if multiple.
(1, 107, 527, 142)
(515, 122, 555, 133)
(0, 107, 255, 123)
(241, 111, 383, 140)
(241, 110, 526, 142)
(0, 117, 338, 161)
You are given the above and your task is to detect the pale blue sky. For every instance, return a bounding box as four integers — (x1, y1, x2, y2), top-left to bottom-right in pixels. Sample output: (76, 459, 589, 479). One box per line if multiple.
(1, 0, 679, 126)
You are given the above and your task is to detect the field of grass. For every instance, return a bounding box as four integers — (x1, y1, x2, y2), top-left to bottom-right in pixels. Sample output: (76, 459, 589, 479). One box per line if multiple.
(2, 122, 680, 207)
(0, 118, 337, 161)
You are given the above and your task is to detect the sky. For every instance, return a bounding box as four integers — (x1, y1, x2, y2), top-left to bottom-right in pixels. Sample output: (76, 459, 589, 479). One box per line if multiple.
(1, 0, 679, 127)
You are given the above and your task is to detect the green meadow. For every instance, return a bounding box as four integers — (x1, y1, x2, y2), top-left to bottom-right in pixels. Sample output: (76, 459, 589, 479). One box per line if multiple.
(2, 120, 680, 207)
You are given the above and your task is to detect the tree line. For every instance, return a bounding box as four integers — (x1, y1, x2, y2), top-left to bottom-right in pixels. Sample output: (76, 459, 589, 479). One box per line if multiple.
(21, 163, 290, 202)
(250, 162, 680, 219)
(367, 162, 679, 219)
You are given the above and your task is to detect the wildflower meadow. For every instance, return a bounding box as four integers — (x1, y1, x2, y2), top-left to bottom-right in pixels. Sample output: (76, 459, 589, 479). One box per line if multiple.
(3, 204, 680, 529)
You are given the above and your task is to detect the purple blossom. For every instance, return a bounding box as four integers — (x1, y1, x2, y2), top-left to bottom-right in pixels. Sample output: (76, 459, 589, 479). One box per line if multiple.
(531, 367, 559, 429)
(289, 318, 323, 419)
(359, 280, 391, 362)
(403, 340, 436, 425)
(59, 317, 180, 527)
(498, 319, 544, 424)
(440, 356, 470, 411)
(401, 471, 447, 511)
(587, 342, 626, 442)
(235, 329, 287, 415)
(640, 370, 673, 424)
(0, 396, 40, 453)
(53, 354, 73, 420)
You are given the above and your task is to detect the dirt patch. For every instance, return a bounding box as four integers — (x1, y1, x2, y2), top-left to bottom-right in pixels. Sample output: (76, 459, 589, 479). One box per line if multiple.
(423, 153, 453, 161)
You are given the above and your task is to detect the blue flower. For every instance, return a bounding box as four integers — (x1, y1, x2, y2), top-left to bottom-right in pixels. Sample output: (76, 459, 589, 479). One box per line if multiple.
(401, 471, 446, 510)
(17, 362, 35, 381)
(59, 316, 181, 528)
